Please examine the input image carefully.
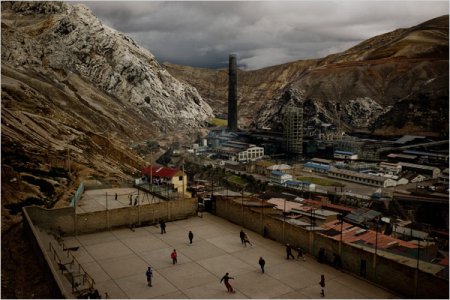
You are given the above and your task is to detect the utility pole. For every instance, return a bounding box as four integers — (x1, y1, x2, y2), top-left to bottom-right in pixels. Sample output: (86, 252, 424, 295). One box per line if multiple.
(373, 217, 379, 280)
(414, 239, 421, 297)
(241, 186, 245, 227)
(283, 198, 287, 242)
(338, 213, 343, 256)
(182, 160, 185, 200)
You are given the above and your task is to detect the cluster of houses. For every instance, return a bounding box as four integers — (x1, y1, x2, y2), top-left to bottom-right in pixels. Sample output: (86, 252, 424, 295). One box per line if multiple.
(300, 151, 444, 188)
(256, 191, 442, 262)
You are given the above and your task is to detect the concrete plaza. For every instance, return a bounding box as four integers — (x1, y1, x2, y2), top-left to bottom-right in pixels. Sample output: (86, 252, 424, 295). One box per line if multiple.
(76, 188, 163, 213)
(61, 212, 399, 299)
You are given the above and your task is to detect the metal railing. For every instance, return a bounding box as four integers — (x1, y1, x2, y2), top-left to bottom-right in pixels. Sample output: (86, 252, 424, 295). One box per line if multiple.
(48, 241, 95, 294)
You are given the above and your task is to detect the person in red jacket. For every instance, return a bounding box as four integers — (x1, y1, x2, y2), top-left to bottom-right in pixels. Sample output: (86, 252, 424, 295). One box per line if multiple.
(171, 249, 177, 264)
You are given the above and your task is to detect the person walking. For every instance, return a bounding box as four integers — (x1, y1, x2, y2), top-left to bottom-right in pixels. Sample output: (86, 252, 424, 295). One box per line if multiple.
(319, 274, 325, 297)
(297, 246, 306, 261)
(115, 193, 118, 201)
(160, 220, 166, 234)
(258, 257, 265, 273)
(145, 266, 153, 287)
(129, 195, 132, 206)
(171, 249, 177, 264)
(243, 233, 253, 247)
(220, 272, 235, 293)
(239, 229, 245, 244)
(188, 231, 194, 244)
(286, 244, 295, 260)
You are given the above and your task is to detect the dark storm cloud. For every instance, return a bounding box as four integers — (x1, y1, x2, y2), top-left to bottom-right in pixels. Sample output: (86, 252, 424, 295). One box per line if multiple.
(79, 1, 448, 70)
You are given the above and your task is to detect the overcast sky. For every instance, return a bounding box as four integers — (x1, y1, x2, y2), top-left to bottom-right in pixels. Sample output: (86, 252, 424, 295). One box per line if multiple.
(80, 1, 448, 70)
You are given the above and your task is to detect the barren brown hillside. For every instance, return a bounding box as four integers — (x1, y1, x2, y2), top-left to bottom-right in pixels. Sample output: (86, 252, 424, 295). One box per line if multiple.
(165, 15, 449, 136)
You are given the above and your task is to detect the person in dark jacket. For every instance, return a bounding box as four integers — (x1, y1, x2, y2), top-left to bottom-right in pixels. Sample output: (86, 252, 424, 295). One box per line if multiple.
(286, 244, 295, 259)
(160, 220, 166, 234)
(188, 231, 194, 244)
(297, 246, 306, 261)
(319, 274, 325, 297)
(220, 272, 235, 293)
(145, 266, 153, 287)
(240, 229, 245, 244)
(258, 257, 266, 273)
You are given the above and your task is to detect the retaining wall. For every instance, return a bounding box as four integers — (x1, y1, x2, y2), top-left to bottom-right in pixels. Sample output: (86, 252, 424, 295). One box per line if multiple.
(215, 196, 449, 299)
(22, 207, 69, 298)
(24, 198, 197, 235)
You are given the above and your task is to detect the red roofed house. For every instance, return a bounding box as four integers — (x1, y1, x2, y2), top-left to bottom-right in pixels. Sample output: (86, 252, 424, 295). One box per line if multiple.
(142, 165, 187, 194)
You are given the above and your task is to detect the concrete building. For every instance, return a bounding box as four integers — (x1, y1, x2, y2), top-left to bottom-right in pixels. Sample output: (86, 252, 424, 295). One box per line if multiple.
(285, 180, 316, 191)
(311, 157, 333, 165)
(397, 162, 441, 178)
(267, 164, 292, 173)
(438, 168, 449, 186)
(303, 162, 330, 173)
(403, 150, 449, 164)
(379, 162, 402, 175)
(283, 104, 303, 156)
(387, 153, 418, 162)
(237, 145, 264, 162)
(334, 150, 358, 160)
(270, 170, 293, 185)
(210, 137, 264, 162)
(328, 167, 397, 187)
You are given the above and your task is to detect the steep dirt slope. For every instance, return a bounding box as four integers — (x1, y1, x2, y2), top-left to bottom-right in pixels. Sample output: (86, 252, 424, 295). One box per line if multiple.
(0, 2, 212, 297)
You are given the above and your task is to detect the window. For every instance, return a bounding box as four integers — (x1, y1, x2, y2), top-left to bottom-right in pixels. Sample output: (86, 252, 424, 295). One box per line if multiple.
(179, 176, 183, 181)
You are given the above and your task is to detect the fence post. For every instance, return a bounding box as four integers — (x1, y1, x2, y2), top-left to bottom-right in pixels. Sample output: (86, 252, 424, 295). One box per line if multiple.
(106, 192, 110, 230)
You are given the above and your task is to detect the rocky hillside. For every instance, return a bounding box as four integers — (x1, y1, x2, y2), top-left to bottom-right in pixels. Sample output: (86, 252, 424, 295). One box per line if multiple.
(1, 2, 213, 297)
(1, 1, 213, 210)
(164, 15, 449, 136)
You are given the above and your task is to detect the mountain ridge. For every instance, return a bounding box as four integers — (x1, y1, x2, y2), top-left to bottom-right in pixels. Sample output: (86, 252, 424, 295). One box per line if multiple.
(164, 15, 449, 136)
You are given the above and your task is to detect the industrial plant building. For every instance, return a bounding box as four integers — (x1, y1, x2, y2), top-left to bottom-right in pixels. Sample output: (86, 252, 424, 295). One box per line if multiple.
(283, 104, 303, 156)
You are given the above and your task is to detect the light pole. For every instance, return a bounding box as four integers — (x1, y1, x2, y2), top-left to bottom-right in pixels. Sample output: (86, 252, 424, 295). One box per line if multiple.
(414, 238, 421, 297)
(283, 197, 287, 242)
(373, 216, 380, 280)
(241, 184, 246, 228)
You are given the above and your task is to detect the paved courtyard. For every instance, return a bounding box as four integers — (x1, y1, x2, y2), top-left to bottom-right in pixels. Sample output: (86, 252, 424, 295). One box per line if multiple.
(61, 212, 399, 299)
(77, 188, 163, 213)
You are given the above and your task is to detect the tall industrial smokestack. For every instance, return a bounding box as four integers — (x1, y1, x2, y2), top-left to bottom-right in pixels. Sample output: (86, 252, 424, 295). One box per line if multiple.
(228, 54, 238, 132)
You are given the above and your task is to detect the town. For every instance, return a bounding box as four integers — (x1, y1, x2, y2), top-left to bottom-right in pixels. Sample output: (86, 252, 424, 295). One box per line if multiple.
(22, 55, 449, 299)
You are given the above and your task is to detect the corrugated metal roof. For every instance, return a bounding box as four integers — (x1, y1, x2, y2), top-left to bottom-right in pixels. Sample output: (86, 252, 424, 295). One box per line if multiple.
(142, 165, 181, 178)
(387, 153, 417, 160)
(304, 162, 330, 170)
(321, 220, 417, 249)
(335, 150, 354, 155)
(394, 135, 425, 144)
(397, 162, 439, 171)
(267, 198, 303, 212)
(267, 164, 292, 170)
(272, 170, 291, 177)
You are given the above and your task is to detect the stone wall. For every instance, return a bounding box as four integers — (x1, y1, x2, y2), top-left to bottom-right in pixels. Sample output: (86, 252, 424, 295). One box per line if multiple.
(23, 198, 197, 235)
